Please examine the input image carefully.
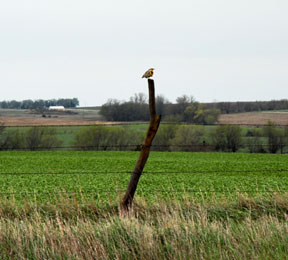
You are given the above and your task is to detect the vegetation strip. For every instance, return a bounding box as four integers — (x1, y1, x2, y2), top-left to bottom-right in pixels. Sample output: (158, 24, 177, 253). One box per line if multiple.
(1, 121, 288, 153)
(1, 168, 288, 175)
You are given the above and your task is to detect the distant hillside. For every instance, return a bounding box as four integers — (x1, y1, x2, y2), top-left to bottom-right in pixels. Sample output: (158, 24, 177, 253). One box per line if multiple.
(219, 111, 288, 126)
(204, 100, 288, 114)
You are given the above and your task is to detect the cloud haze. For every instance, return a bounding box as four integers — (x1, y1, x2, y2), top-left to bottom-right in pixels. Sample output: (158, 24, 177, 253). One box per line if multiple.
(0, 0, 287, 106)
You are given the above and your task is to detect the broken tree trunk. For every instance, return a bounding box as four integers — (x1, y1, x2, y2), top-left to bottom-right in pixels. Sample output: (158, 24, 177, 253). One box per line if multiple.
(121, 79, 161, 212)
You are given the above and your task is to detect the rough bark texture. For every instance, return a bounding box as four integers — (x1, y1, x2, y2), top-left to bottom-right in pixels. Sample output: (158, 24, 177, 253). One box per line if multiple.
(121, 79, 161, 212)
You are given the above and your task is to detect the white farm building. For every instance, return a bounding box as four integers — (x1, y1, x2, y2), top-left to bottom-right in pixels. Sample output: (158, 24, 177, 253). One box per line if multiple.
(48, 106, 65, 111)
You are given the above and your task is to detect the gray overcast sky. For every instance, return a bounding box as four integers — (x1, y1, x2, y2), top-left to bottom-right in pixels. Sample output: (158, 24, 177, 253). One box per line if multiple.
(1, 0, 288, 106)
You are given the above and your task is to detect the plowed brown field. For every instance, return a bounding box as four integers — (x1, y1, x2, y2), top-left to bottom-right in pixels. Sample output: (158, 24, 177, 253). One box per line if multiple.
(219, 112, 288, 125)
(1, 109, 288, 126)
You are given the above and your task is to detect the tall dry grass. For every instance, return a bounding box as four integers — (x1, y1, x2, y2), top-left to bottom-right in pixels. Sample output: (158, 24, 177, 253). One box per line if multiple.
(0, 194, 288, 259)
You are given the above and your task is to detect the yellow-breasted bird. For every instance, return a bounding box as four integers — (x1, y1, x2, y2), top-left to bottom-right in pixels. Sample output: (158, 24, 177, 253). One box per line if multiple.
(142, 68, 154, 78)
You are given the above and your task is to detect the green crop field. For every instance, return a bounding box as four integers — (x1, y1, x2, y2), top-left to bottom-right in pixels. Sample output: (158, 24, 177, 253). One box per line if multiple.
(1, 151, 288, 258)
(1, 151, 288, 202)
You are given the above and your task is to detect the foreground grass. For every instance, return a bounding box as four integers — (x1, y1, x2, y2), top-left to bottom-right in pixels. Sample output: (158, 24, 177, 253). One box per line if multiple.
(0, 194, 288, 259)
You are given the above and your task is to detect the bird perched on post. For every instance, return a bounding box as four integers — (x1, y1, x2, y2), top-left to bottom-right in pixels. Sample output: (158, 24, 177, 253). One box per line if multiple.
(142, 68, 154, 78)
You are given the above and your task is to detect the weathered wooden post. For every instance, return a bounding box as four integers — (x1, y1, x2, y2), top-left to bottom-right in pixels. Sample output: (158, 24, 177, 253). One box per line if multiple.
(121, 79, 161, 212)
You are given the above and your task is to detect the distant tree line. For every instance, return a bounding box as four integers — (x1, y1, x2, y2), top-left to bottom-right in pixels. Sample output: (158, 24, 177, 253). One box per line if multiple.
(152, 122, 288, 153)
(100, 94, 221, 124)
(205, 99, 288, 114)
(1, 121, 287, 153)
(0, 126, 63, 150)
(0, 98, 79, 109)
